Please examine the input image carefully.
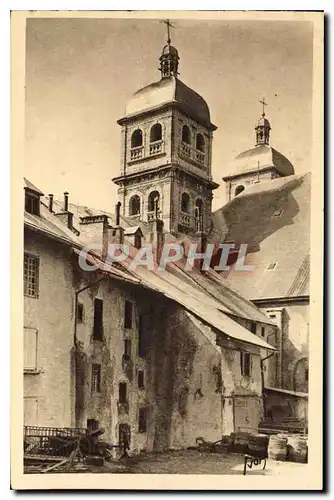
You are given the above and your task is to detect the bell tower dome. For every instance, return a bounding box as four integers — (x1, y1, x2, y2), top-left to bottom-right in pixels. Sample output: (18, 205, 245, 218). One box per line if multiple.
(112, 21, 219, 237)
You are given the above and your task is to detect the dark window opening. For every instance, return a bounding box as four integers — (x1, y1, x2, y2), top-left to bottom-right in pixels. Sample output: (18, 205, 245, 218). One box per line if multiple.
(93, 298, 103, 341)
(240, 352, 251, 377)
(181, 192, 190, 214)
(196, 133, 205, 152)
(77, 303, 84, 323)
(138, 370, 145, 390)
(195, 198, 203, 216)
(124, 339, 131, 362)
(261, 326, 265, 337)
(267, 262, 277, 271)
(129, 195, 141, 216)
(25, 194, 40, 216)
(131, 129, 143, 148)
(150, 123, 162, 143)
(250, 321, 257, 334)
(182, 125, 191, 144)
(305, 368, 309, 383)
(87, 418, 99, 432)
(119, 382, 127, 403)
(124, 300, 133, 329)
(91, 364, 101, 393)
(138, 407, 147, 433)
(235, 185, 245, 197)
(24, 253, 39, 298)
(138, 314, 146, 358)
(148, 191, 160, 213)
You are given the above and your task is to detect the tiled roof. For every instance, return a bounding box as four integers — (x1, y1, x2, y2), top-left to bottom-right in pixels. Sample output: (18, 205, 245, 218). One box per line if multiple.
(210, 173, 310, 300)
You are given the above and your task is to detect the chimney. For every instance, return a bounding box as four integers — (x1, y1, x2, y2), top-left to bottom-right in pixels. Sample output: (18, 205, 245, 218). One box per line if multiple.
(111, 202, 124, 246)
(48, 194, 54, 213)
(115, 202, 121, 226)
(195, 211, 207, 271)
(54, 191, 73, 230)
(64, 192, 69, 212)
(148, 217, 165, 265)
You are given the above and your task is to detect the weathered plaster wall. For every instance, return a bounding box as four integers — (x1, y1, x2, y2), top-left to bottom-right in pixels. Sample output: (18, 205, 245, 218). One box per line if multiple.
(261, 302, 309, 392)
(24, 229, 74, 427)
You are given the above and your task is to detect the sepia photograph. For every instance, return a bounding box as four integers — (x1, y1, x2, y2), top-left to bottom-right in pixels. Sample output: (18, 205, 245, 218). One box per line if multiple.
(11, 10, 323, 490)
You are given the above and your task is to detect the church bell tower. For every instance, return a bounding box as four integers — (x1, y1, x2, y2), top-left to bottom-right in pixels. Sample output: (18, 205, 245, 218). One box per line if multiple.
(112, 22, 219, 237)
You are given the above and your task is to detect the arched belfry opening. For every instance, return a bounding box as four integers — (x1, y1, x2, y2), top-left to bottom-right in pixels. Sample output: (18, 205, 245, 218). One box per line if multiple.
(113, 19, 219, 236)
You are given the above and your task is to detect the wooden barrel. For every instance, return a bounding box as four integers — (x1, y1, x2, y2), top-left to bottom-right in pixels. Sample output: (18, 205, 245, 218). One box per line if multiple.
(287, 434, 308, 463)
(268, 434, 288, 461)
(248, 433, 269, 458)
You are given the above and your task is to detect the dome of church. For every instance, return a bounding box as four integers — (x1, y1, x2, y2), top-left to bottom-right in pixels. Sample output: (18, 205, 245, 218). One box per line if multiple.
(227, 144, 295, 177)
(124, 76, 214, 128)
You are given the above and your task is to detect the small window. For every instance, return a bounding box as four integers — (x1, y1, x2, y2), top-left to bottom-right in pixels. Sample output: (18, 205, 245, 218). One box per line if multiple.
(93, 299, 103, 341)
(261, 326, 265, 337)
(266, 262, 277, 271)
(305, 368, 309, 383)
(91, 364, 101, 393)
(195, 198, 203, 216)
(129, 195, 141, 216)
(77, 303, 84, 323)
(235, 185, 245, 197)
(87, 419, 99, 432)
(124, 301, 133, 329)
(138, 314, 146, 358)
(182, 124, 191, 144)
(131, 129, 143, 148)
(24, 254, 39, 298)
(240, 352, 251, 377)
(273, 209, 284, 217)
(269, 314, 276, 319)
(196, 133, 205, 152)
(148, 191, 160, 213)
(24, 328, 38, 371)
(250, 322, 257, 334)
(138, 370, 145, 390)
(119, 382, 127, 403)
(138, 407, 147, 433)
(150, 123, 162, 143)
(124, 339, 131, 360)
(181, 192, 190, 214)
(25, 193, 40, 216)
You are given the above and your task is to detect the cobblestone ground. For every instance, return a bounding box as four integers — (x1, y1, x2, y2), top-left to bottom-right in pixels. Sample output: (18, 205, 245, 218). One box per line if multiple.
(102, 449, 307, 475)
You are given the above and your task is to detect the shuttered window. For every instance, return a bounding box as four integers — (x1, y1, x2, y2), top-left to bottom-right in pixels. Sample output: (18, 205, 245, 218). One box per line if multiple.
(24, 328, 38, 371)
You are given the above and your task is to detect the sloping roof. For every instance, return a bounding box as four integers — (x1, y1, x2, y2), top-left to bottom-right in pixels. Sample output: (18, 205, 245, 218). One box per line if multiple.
(32, 187, 276, 349)
(223, 145, 295, 179)
(265, 387, 308, 398)
(24, 177, 44, 195)
(210, 173, 310, 300)
(123, 76, 215, 129)
(25, 203, 82, 248)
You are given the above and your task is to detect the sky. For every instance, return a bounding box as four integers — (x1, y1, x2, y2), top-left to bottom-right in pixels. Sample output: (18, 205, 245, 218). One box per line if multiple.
(25, 16, 314, 211)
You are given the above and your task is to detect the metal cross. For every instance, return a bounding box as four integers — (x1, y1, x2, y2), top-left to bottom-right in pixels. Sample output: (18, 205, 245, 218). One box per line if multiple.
(161, 19, 175, 45)
(259, 97, 268, 116)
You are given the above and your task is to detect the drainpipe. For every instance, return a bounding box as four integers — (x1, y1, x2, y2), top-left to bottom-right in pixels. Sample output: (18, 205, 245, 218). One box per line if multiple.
(260, 351, 276, 419)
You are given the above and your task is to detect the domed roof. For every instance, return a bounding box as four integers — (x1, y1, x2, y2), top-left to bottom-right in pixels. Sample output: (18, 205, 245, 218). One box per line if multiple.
(161, 44, 179, 57)
(123, 76, 215, 129)
(256, 116, 271, 128)
(224, 145, 295, 178)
